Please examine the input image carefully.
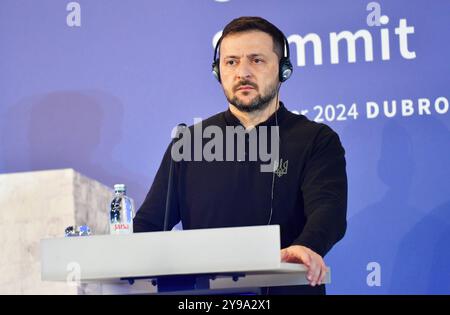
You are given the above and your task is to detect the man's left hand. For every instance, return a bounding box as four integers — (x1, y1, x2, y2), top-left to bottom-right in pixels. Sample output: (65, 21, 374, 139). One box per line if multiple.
(280, 245, 328, 287)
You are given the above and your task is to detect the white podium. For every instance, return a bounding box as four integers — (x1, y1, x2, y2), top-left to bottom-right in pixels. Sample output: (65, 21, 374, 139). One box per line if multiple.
(41, 225, 331, 295)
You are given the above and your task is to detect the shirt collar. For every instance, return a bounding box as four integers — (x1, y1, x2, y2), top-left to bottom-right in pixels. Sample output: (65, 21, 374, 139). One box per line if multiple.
(223, 101, 288, 127)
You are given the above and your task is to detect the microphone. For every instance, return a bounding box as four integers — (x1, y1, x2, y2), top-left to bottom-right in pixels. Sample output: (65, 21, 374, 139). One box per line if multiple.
(163, 123, 187, 231)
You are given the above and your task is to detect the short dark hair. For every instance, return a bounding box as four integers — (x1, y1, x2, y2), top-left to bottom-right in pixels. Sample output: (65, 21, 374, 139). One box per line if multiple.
(219, 16, 286, 60)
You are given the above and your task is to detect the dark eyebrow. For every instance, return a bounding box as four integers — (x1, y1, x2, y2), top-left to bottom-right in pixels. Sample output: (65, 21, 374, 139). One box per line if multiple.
(223, 55, 240, 59)
(248, 53, 267, 58)
(223, 53, 268, 59)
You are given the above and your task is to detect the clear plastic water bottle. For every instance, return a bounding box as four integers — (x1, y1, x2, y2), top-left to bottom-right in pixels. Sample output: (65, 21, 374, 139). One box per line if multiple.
(110, 184, 134, 235)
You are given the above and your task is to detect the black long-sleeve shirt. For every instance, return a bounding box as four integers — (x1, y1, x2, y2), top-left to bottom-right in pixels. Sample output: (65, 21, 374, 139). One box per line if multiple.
(134, 102, 347, 294)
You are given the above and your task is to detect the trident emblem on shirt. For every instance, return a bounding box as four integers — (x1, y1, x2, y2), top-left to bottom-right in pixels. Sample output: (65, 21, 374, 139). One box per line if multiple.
(274, 159, 288, 177)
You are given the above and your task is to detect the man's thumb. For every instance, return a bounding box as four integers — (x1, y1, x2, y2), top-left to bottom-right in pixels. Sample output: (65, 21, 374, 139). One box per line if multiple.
(280, 249, 288, 261)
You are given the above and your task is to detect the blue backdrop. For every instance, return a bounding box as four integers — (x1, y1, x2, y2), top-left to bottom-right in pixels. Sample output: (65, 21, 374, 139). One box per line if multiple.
(1, 0, 449, 294)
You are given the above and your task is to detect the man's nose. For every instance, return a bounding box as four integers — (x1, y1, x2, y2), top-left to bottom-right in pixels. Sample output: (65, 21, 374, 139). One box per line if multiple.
(235, 60, 252, 80)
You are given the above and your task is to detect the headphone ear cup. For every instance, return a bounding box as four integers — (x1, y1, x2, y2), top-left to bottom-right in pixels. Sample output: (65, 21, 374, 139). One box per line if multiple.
(279, 57, 293, 82)
(212, 61, 221, 83)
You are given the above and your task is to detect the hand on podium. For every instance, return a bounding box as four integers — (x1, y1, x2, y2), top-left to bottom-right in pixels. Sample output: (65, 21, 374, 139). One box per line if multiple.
(280, 245, 328, 287)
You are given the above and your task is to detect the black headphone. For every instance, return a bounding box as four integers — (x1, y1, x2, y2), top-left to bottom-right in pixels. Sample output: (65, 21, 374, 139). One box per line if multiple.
(211, 33, 293, 83)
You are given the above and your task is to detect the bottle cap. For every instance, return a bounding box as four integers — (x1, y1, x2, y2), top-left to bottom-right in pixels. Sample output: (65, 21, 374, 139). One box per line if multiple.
(114, 184, 126, 193)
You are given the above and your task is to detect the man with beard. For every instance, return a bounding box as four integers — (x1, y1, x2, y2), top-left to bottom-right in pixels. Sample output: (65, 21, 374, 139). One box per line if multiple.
(134, 16, 348, 295)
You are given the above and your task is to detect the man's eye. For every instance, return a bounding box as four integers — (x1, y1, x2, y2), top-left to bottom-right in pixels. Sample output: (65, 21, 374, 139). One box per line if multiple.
(226, 60, 236, 66)
(254, 58, 263, 64)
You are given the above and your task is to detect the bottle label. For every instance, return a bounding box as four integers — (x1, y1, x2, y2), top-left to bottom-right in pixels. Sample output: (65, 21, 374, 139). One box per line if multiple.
(110, 223, 132, 234)
(113, 223, 129, 230)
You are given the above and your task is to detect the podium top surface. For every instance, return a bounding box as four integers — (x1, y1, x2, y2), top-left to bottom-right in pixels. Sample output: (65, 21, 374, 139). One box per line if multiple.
(41, 225, 289, 282)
